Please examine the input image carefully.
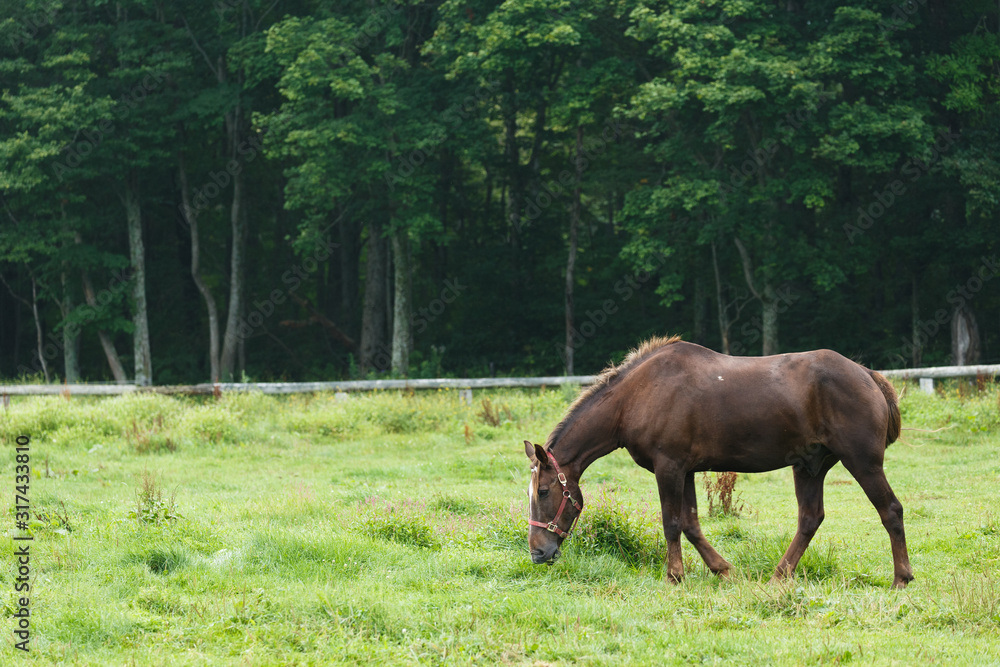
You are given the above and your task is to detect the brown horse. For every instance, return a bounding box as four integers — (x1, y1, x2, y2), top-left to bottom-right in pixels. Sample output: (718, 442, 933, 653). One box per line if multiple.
(524, 336, 914, 588)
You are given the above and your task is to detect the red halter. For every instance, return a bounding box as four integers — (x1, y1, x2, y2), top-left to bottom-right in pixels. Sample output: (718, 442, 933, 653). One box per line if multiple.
(528, 451, 583, 539)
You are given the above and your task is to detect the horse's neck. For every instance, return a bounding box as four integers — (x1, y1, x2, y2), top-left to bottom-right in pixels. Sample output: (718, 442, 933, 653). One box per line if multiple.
(550, 398, 620, 476)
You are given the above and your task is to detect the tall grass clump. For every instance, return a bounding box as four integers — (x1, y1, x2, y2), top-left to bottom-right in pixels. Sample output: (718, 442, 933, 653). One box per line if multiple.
(898, 379, 1000, 433)
(173, 392, 276, 445)
(359, 498, 440, 550)
(126, 415, 176, 454)
(573, 489, 664, 569)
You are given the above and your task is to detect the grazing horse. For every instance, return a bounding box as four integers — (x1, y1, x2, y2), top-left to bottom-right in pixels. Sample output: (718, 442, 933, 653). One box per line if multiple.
(524, 336, 914, 588)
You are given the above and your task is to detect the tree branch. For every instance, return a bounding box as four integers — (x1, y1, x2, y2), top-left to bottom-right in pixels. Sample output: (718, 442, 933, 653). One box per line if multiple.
(287, 292, 358, 352)
(181, 15, 220, 80)
(733, 236, 762, 301)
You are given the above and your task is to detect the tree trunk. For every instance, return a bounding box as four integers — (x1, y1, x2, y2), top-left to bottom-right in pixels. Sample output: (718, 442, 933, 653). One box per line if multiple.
(734, 237, 778, 355)
(761, 282, 779, 356)
(564, 126, 583, 374)
(503, 70, 522, 258)
(29, 278, 50, 383)
(78, 270, 128, 383)
(390, 229, 412, 376)
(178, 152, 221, 383)
(124, 181, 152, 385)
(60, 272, 80, 383)
(339, 211, 360, 339)
(1, 272, 49, 381)
(360, 218, 388, 373)
(712, 241, 731, 355)
(910, 273, 922, 367)
(74, 231, 128, 383)
(951, 304, 981, 365)
(693, 272, 707, 346)
(219, 167, 246, 381)
(58, 204, 80, 383)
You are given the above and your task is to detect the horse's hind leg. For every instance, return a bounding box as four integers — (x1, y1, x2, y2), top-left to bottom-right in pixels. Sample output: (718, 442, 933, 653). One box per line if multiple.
(771, 460, 835, 583)
(682, 472, 732, 577)
(841, 453, 914, 588)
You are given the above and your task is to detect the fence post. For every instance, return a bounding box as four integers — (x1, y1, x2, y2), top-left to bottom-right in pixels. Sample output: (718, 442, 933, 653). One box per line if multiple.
(919, 378, 934, 394)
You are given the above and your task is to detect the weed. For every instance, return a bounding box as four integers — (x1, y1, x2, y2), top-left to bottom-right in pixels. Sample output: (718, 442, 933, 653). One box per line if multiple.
(129, 470, 182, 525)
(126, 416, 176, 454)
(33, 500, 72, 534)
(703, 471, 745, 517)
(478, 397, 513, 427)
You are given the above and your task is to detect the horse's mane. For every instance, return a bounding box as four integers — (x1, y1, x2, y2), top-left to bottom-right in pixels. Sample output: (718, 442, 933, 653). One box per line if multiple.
(546, 335, 682, 447)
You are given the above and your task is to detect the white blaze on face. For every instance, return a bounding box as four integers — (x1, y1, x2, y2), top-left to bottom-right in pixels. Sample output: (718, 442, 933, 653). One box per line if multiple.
(528, 466, 538, 513)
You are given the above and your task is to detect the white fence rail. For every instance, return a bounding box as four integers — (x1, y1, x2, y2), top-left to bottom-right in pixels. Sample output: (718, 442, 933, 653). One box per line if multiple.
(2, 364, 998, 397)
(0, 376, 596, 397)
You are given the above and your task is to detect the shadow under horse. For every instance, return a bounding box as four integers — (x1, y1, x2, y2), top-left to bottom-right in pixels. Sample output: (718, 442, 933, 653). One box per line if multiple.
(524, 336, 914, 588)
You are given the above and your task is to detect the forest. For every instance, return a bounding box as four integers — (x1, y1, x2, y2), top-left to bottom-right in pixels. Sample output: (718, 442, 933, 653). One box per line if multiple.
(1, 0, 998, 384)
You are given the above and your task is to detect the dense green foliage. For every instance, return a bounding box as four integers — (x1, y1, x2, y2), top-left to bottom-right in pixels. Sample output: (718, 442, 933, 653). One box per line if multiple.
(0, 383, 998, 663)
(1, 1, 998, 382)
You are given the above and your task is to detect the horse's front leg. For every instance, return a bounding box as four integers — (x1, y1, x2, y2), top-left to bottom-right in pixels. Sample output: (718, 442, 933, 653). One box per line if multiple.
(655, 462, 686, 583)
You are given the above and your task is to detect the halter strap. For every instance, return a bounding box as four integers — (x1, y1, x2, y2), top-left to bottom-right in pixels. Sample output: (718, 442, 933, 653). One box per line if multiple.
(528, 451, 583, 539)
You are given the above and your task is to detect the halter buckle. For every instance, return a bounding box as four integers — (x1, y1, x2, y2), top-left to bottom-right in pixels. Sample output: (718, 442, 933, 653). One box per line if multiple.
(546, 522, 559, 533)
(557, 472, 567, 486)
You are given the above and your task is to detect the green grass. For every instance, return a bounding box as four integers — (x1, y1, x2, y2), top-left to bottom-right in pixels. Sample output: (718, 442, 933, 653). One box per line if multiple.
(1, 381, 999, 665)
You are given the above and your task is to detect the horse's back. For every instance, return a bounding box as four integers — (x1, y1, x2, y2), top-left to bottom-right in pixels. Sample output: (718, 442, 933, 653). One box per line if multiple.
(618, 342, 891, 472)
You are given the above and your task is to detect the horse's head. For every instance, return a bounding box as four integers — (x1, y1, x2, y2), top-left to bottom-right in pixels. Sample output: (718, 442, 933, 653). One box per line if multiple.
(523, 440, 583, 564)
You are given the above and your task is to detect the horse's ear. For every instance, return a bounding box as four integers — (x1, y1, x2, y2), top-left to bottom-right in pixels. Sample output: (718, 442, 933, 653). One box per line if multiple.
(523, 440, 535, 461)
(533, 443, 550, 468)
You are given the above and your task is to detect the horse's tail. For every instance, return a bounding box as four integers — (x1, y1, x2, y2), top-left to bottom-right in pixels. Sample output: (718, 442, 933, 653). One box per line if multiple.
(868, 369, 901, 447)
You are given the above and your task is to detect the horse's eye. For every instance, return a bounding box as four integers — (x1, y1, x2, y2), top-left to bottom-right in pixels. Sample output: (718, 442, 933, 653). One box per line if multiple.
(538, 488, 549, 498)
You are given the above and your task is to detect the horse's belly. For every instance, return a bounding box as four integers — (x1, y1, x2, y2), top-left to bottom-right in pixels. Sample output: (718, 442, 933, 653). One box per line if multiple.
(694, 432, 820, 473)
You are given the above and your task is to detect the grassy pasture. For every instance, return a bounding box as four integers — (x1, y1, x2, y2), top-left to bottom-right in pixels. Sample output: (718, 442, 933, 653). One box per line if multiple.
(1, 382, 999, 665)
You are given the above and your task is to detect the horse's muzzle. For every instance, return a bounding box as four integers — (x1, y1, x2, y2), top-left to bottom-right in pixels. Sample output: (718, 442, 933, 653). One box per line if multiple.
(530, 547, 561, 564)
